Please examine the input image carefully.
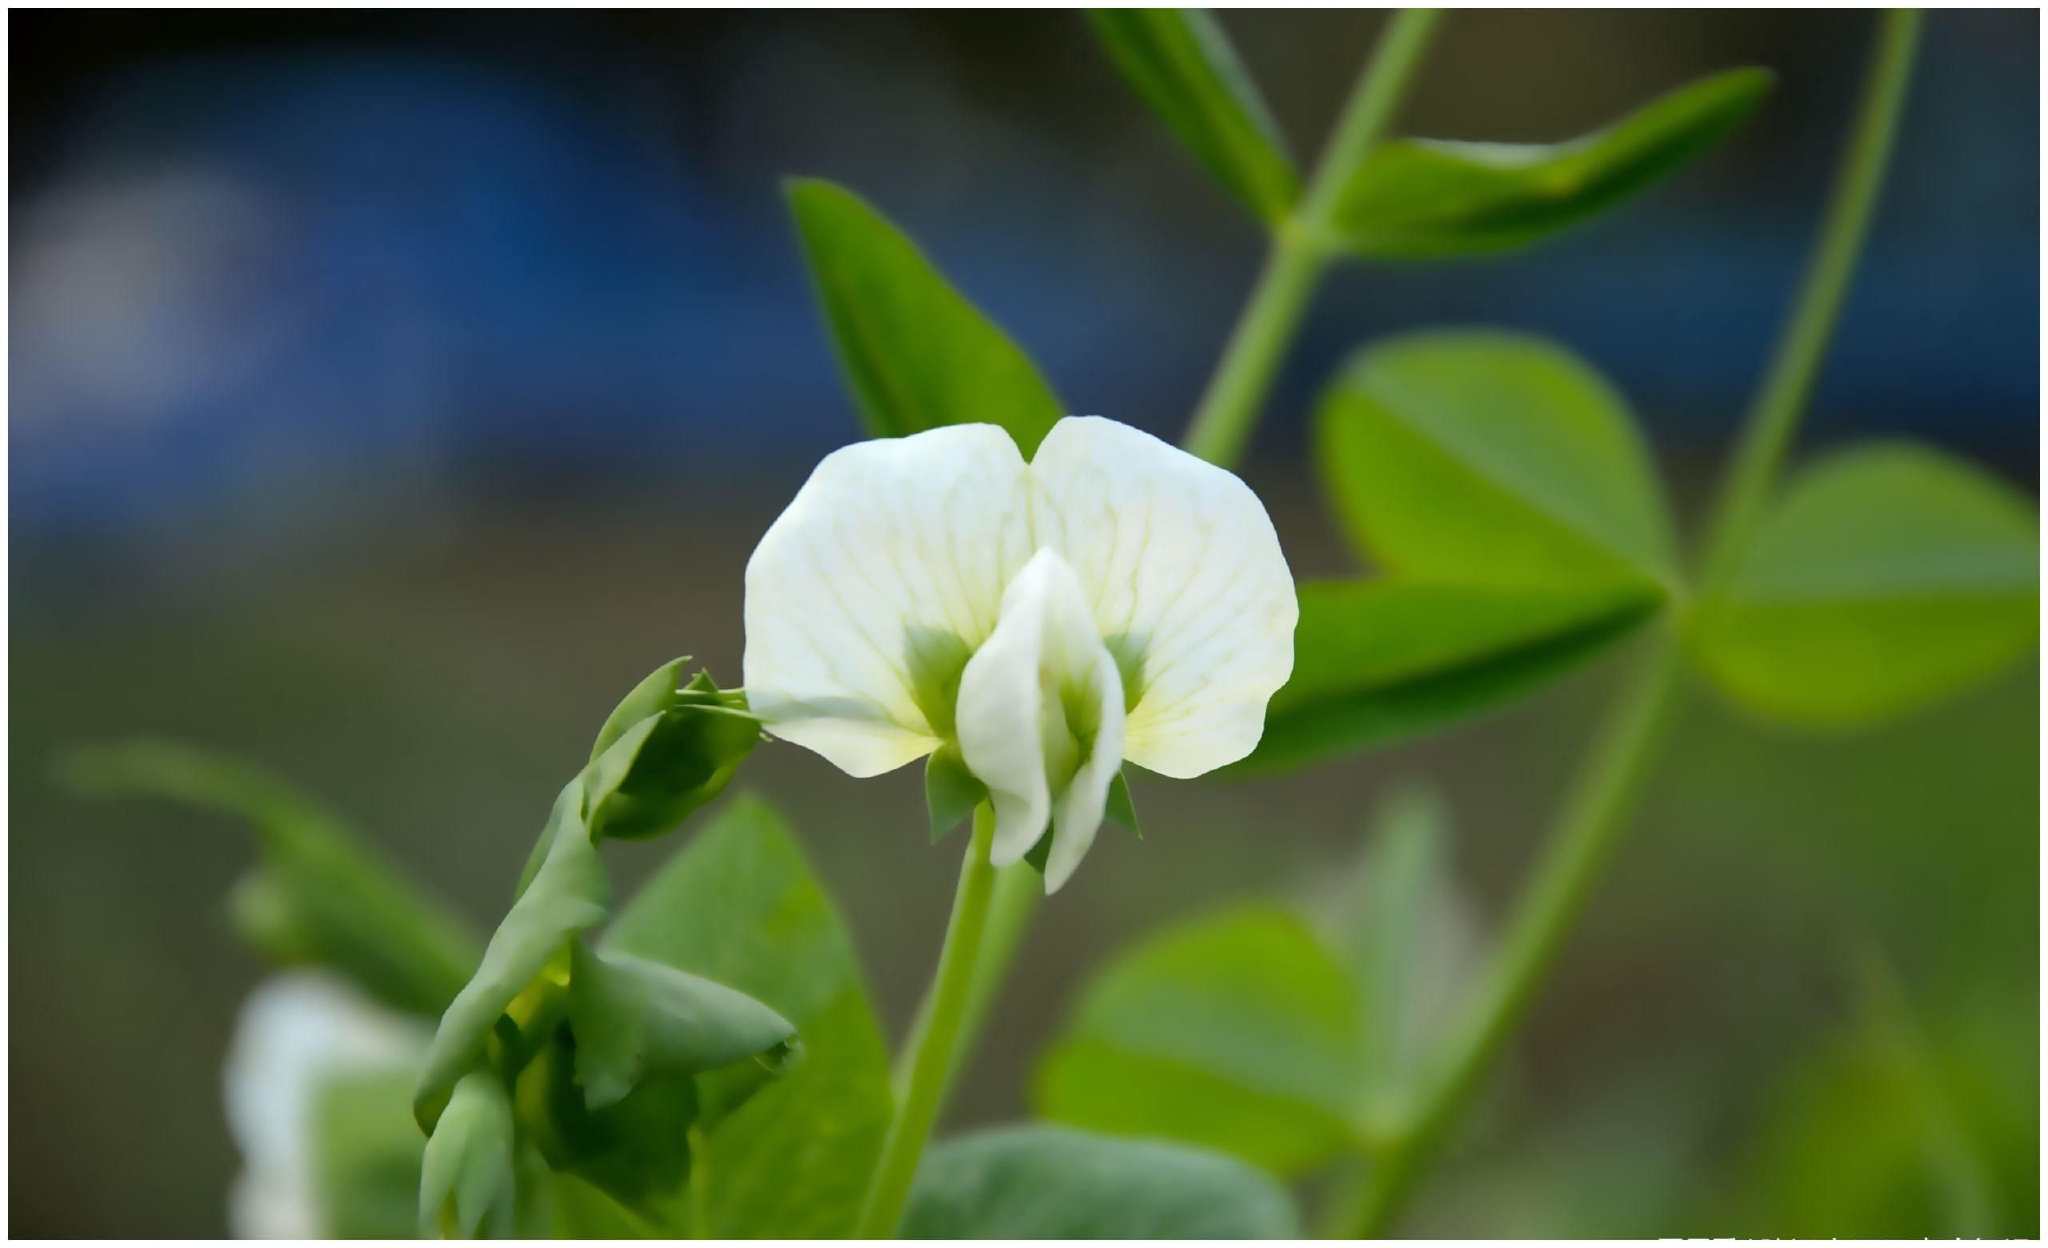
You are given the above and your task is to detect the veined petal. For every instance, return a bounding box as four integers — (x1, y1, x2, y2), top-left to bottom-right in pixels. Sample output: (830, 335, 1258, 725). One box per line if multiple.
(956, 547, 1125, 887)
(743, 423, 1035, 777)
(1029, 417, 1297, 777)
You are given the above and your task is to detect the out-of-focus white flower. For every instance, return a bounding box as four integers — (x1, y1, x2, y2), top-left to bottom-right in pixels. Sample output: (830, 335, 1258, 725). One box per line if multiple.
(223, 973, 427, 1238)
(745, 417, 1297, 891)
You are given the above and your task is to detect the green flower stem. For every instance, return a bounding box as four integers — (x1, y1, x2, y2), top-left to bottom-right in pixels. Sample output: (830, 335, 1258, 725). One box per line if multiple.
(1344, 11, 1922, 1236)
(855, 804, 999, 1239)
(1183, 9, 1442, 468)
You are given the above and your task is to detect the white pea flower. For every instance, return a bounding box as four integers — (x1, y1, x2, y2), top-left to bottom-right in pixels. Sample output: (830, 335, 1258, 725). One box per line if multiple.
(223, 973, 426, 1238)
(744, 416, 1297, 892)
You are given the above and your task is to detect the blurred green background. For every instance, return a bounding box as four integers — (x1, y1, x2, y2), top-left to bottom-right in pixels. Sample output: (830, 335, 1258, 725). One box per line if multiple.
(11, 9, 2038, 1237)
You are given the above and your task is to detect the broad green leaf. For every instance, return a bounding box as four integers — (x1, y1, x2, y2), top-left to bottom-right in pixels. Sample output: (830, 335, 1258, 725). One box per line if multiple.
(1033, 905, 1365, 1176)
(419, 1070, 518, 1238)
(1692, 444, 2038, 727)
(1330, 783, 1476, 1135)
(1086, 10, 1299, 223)
(1231, 580, 1657, 774)
(603, 794, 893, 1237)
(902, 1125, 1301, 1238)
(57, 742, 479, 1018)
(1318, 331, 1678, 587)
(308, 1066, 426, 1239)
(566, 942, 794, 1112)
(787, 179, 1064, 455)
(1334, 68, 1771, 258)
(416, 781, 608, 1132)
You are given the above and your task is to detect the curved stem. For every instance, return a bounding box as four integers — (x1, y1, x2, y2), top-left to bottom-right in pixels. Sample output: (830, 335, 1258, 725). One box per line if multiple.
(855, 805, 999, 1239)
(1182, 9, 1442, 467)
(1696, 8, 1922, 585)
(1346, 11, 1923, 1235)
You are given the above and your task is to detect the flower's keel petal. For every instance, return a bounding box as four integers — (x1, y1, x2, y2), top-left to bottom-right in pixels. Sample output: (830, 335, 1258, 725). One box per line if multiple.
(1029, 417, 1298, 778)
(957, 549, 1122, 887)
(744, 423, 1034, 777)
(1044, 645, 1124, 893)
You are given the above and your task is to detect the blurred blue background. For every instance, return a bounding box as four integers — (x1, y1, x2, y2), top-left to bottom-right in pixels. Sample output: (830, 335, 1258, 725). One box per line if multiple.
(10, 10, 2039, 1237)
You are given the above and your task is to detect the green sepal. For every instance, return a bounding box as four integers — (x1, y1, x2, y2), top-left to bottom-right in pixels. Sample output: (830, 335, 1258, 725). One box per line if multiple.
(582, 662, 761, 843)
(1106, 769, 1140, 839)
(566, 940, 796, 1112)
(514, 1025, 699, 1215)
(925, 745, 987, 843)
(419, 1069, 519, 1239)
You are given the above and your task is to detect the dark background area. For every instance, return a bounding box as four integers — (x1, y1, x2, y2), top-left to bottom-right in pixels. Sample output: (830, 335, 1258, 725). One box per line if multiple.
(10, 9, 2038, 1237)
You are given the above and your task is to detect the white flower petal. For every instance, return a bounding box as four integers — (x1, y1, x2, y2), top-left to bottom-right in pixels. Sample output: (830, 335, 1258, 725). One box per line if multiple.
(956, 547, 1121, 875)
(1028, 416, 1297, 777)
(1043, 643, 1123, 893)
(743, 423, 1035, 777)
(223, 973, 426, 1239)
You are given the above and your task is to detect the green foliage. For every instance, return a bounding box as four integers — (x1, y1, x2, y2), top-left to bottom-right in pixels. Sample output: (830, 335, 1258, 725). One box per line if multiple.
(1332, 784, 1472, 1133)
(1236, 580, 1657, 773)
(565, 942, 795, 1113)
(1035, 905, 1366, 1175)
(1334, 69, 1771, 258)
(57, 742, 479, 1019)
(420, 1070, 519, 1238)
(603, 795, 894, 1237)
(787, 178, 1064, 455)
(1691, 444, 2038, 727)
(415, 782, 607, 1132)
(1319, 330, 1676, 587)
(1086, 9, 1299, 223)
(309, 1067, 427, 1239)
(1037, 788, 1479, 1179)
(901, 1125, 1301, 1238)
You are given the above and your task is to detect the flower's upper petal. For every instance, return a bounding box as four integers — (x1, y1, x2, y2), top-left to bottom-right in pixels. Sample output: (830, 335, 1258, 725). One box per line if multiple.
(1028, 416, 1298, 777)
(955, 547, 1121, 875)
(743, 424, 1034, 777)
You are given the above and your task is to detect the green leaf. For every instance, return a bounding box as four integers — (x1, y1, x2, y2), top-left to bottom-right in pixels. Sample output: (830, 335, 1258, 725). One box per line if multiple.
(566, 942, 795, 1112)
(419, 1070, 518, 1238)
(1232, 580, 1658, 774)
(1086, 9, 1299, 223)
(514, 1026, 700, 1216)
(902, 1125, 1301, 1238)
(1331, 783, 1476, 1134)
(787, 178, 1064, 455)
(925, 745, 986, 843)
(308, 1066, 427, 1239)
(602, 794, 893, 1237)
(1334, 68, 1771, 259)
(1318, 331, 1678, 587)
(1692, 444, 2038, 727)
(1033, 905, 1365, 1176)
(416, 781, 609, 1132)
(57, 742, 479, 1018)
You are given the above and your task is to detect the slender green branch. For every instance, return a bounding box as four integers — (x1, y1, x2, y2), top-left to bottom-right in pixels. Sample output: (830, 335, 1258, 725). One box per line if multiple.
(1182, 9, 1442, 467)
(1344, 11, 1923, 1235)
(891, 862, 1043, 1099)
(1697, 8, 1923, 585)
(855, 806, 999, 1239)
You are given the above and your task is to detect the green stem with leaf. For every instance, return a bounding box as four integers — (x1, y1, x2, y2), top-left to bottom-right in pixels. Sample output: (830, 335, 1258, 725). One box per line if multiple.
(1183, 8, 1442, 468)
(854, 805, 999, 1238)
(1344, 10, 1922, 1235)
